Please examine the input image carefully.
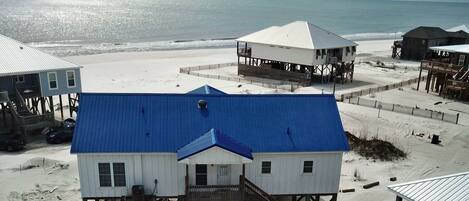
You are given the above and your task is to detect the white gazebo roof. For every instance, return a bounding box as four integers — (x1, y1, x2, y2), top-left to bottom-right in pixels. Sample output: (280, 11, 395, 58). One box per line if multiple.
(388, 171, 469, 201)
(447, 25, 469, 33)
(0, 34, 81, 77)
(237, 21, 358, 50)
(430, 44, 469, 54)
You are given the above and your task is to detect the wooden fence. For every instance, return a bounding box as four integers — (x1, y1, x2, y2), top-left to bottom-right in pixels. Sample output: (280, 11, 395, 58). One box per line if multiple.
(180, 63, 305, 91)
(337, 76, 427, 102)
(347, 97, 460, 124)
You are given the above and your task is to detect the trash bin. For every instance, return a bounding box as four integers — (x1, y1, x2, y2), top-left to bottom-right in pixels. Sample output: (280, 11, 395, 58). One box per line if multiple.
(431, 135, 440, 145)
(132, 185, 144, 201)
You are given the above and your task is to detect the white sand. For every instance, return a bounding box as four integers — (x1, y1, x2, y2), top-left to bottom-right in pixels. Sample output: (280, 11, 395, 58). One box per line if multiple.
(1, 39, 469, 201)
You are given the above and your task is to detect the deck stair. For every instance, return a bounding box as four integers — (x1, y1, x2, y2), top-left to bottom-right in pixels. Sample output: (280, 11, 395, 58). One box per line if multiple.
(241, 176, 277, 201)
(4, 88, 54, 133)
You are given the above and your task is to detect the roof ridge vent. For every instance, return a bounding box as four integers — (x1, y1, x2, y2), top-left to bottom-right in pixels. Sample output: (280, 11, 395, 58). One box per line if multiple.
(198, 99, 208, 109)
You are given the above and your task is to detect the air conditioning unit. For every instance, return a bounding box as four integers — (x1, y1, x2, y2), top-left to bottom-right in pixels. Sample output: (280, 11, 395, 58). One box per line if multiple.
(132, 185, 144, 201)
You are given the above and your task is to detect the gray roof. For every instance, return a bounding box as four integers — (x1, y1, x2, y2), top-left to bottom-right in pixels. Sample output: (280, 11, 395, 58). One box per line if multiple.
(403, 26, 449, 39)
(0, 34, 81, 77)
(388, 171, 469, 201)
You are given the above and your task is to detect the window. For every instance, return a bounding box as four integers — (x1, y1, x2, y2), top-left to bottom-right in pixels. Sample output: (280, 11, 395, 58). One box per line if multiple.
(261, 161, 271, 174)
(15, 75, 25, 83)
(303, 161, 314, 173)
(458, 55, 466, 66)
(98, 163, 112, 187)
(98, 163, 126, 187)
(352, 46, 356, 55)
(346, 47, 351, 56)
(195, 164, 207, 185)
(48, 72, 58, 90)
(66, 70, 76, 88)
(113, 163, 126, 187)
(316, 50, 321, 59)
(321, 49, 326, 59)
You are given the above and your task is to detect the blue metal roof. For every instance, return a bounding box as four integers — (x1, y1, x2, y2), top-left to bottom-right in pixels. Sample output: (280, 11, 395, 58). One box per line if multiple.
(187, 85, 227, 95)
(71, 92, 349, 154)
(177, 128, 253, 161)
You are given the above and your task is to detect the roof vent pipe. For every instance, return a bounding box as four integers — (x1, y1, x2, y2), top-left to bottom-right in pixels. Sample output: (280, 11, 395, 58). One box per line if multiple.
(198, 100, 208, 110)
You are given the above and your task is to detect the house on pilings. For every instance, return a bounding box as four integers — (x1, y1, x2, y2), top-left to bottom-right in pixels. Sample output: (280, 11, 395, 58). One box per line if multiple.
(417, 44, 469, 100)
(0, 34, 82, 134)
(394, 26, 469, 61)
(71, 85, 349, 201)
(236, 21, 358, 85)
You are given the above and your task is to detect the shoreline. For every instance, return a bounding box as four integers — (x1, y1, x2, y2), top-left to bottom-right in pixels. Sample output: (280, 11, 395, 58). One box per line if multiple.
(33, 34, 403, 57)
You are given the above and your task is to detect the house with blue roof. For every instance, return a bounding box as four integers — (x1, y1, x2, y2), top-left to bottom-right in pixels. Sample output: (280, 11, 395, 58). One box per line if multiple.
(72, 85, 349, 201)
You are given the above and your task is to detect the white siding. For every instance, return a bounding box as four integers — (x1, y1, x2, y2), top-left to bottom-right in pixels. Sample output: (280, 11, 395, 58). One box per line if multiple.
(244, 152, 343, 195)
(77, 152, 343, 198)
(251, 43, 315, 66)
(250, 43, 356, 66)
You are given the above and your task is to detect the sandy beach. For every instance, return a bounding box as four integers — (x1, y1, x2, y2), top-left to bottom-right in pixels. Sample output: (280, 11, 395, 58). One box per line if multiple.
(1, 39, 468, 201)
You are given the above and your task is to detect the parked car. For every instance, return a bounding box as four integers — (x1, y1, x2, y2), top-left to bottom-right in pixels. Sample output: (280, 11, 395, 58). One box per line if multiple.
(43, 118, 76, 144)
(0, 130, 26, 151)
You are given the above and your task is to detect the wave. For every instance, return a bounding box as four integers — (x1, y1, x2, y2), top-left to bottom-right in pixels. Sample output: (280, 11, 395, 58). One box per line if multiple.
(28, 33, 403, 56)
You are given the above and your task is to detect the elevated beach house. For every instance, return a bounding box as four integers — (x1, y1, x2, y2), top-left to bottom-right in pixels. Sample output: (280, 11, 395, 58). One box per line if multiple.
(71, 85, 349, 201)
(236, 21, 358, 85)
(417, 44, 469, 100)
(0, 34, 82, 133)
(397, 26, 469, 61)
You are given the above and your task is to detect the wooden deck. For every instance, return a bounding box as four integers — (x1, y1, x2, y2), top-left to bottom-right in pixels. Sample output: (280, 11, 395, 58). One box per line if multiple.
(421, 60, 462, 74)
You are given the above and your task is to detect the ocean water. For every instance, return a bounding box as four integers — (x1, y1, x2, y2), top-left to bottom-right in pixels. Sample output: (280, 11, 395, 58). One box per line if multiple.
(1, 0, 468, 56)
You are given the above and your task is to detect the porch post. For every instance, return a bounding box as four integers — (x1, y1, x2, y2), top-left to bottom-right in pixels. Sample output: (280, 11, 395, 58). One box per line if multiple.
(48, 96, 54, 115)
(185, 164, 189, 197)
(242, 164, 245, 176)
(59, 95, 64, 120)
(68, 94, 73, 117)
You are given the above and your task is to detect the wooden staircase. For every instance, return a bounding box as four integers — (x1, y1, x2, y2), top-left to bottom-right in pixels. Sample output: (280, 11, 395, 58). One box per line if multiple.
(184, 176, 275, 201)
(240, 176, 276, 201)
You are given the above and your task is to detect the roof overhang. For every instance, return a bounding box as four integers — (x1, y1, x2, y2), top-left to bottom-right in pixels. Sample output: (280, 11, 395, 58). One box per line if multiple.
(430, 44, 469, 54)
(178, 146, 253, 164)
(0, 66, 82, 77)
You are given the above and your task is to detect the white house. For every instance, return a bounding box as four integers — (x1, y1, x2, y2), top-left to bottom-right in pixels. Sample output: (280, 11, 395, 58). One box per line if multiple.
(71, 85, 349, 201)
(236, 21, 358, 84)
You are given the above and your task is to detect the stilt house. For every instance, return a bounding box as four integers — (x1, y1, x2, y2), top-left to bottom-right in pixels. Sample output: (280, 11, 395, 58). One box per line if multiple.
(0, 34, 82, 133)
(396, 26, 469, 61)
(71, 85, 349, 201)
(417, 44, 469, 100)
(236, 21, 358, 85)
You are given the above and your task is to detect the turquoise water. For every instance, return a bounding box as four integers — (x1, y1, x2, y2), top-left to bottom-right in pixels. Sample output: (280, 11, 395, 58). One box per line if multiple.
(1, 0, 468, 55)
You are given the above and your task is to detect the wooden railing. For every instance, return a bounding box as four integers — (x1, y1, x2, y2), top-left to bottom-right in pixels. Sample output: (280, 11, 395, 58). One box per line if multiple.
(238, 48, 252, 57)
(187, 185, 240, 201)
(421, 60, 462, 74)
(240, 176, 276, 201)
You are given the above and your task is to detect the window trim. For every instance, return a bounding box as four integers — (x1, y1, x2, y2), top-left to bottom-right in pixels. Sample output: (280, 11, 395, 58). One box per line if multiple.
(66, 70, 76, 88)
(97, 162, 127, 188)
(458, 55, 466, 66)
(260, 161, 272, 175)
(302, 160, 314, 174)
(47, 72, 58, 90)
(16, 75, 25, 84)
(98, 163, 112, 187)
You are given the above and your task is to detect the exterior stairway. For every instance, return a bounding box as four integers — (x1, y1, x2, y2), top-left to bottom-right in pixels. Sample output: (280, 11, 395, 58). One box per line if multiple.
(185, 176, 276, 201)
(5, 89, 54, 133)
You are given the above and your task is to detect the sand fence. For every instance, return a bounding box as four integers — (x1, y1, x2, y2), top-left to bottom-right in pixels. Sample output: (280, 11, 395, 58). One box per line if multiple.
(180, 63, 305, 91)
(347, 96, 460, 124)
